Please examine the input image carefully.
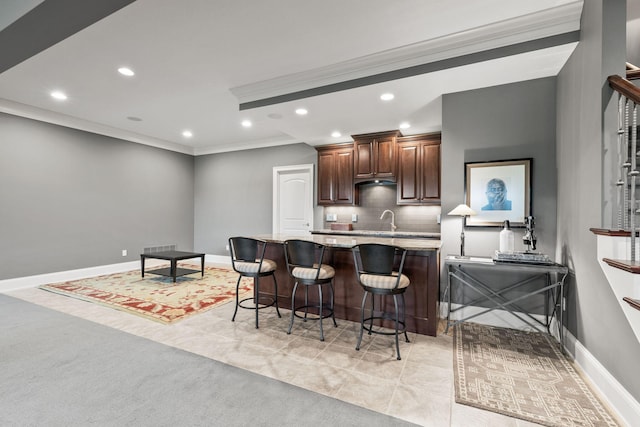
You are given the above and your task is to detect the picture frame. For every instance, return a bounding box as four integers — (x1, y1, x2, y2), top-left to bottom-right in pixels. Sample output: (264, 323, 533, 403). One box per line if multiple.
(464, 158, 531, 227)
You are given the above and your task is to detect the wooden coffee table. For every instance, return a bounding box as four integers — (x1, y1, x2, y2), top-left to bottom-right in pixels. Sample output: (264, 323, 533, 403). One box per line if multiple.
(140, 250, 205, 282)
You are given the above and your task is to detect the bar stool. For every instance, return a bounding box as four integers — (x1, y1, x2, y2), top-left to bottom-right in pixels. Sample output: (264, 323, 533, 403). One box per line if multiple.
(229, 236, 281, 328)
(352, 243, 410, 360)
(283, 239, 337, 341)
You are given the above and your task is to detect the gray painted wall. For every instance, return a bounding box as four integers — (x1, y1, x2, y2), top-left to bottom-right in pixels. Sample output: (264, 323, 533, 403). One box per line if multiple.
(193, 143, 317, 256)
(628, 1, 640, 67)
(557, 0, 640, 400)
(0, 113, 195, 280)
(441, 77, 558, 261)
(440, 78, 558, 314)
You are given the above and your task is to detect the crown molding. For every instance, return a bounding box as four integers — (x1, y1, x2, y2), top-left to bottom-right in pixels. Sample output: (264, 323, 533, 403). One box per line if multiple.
(0, 98, 301, 156)
(0, 98, 194, 155)
(193, 135, 299, 156)
(230, 1, 583, 106)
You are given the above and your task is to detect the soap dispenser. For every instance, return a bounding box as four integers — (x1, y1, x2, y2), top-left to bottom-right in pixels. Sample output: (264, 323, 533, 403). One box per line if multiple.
(499, 220, 515, 253)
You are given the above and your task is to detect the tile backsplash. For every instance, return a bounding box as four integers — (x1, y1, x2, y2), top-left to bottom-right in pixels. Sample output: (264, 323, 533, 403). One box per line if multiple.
(321, 183, 441, 233)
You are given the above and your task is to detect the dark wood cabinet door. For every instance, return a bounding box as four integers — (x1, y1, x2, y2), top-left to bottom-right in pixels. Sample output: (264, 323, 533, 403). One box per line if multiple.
(316, 145, 356, 205)
(397, 143, 420, 203)
(354, 140, 374, 179)
(374, 136, 396, 179)
(397, 133, 441, 204)
(317, 150, 336, 205)
(352, 131, 400, 182)
(335, 149, 355, 204)
(420, 143, 440, 201)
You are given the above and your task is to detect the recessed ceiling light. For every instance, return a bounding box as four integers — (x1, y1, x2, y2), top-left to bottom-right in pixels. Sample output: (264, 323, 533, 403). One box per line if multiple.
(380, 93, 394, 101)
(267, 113, 283, 119)
(399, 122, 411, 129)
(182, 130, 193, 138)
(241, 120, 252, 128)
(127, 116, 142, 122)
(331, 131, 342, 138)
(50, 91, 67, 101)
(118, 67, 135, 77)
(295, 108, 308, 115)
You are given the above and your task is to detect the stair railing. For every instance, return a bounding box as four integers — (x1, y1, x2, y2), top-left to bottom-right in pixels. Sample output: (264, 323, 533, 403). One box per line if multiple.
(626, 62, 640, 80)
(609, 75, 640, 261)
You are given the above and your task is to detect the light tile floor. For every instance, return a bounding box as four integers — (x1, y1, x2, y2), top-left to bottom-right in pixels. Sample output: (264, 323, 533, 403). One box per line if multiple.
(7, 265, 545, 427)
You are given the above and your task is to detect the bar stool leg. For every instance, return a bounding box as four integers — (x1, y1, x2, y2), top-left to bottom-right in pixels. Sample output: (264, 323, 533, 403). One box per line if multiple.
(254, 277, 260, 329)
(368, 294, 375, 335)
(318, 285, 324, 341)
(232, 276, 242, 322)
(329, 281, 337, 327)
(393, 294, 401, 360)
(288, 281, 299, 335)
(402, 293, 410, 343)
(303, 286, 309, 321)
(356, 291, 367, 351)
(273, 275, 281, 318)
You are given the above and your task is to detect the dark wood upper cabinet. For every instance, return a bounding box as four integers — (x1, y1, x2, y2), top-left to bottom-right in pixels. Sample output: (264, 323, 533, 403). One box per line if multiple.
(352, 130, 401, 182)
(316, 144, 358, 205)
(397, 133, 441, 205)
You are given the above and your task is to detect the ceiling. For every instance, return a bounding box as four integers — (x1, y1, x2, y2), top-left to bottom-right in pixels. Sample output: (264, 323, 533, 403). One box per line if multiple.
(0, 0, 583, 155)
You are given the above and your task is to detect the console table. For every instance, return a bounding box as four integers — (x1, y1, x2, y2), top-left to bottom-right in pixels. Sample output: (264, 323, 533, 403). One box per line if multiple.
(444, 256, 569, 347)
(140, 250, 205, 282)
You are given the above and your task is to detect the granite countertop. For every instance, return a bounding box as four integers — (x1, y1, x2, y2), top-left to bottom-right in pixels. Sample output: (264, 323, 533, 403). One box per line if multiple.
(254, 233, 441, 251)
(311, 229, 441, 239)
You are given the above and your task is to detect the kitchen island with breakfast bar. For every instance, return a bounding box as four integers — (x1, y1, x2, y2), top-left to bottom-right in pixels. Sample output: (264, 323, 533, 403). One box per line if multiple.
(253, 233, 442, 336)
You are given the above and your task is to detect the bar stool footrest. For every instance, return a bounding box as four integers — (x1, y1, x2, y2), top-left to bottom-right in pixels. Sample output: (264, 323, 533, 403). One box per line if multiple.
(362, 315, 408, 337)
(292, 304, 334, 321)
(237, 295, 278, 311)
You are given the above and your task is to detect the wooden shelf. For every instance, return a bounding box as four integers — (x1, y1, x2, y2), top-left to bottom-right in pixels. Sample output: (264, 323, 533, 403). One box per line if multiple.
(590, 228, 633, 237)
(602, 258, 640, 274)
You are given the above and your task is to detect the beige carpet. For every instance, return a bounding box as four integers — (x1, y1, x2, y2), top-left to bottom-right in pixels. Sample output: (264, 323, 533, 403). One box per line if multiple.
(454, 322, 620, 427)
(39, 266, 252, 323)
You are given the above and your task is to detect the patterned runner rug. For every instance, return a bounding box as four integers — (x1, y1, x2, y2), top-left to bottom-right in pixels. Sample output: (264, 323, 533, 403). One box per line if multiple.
(454, 322, 620, 427)
(39, 266, 252, 323)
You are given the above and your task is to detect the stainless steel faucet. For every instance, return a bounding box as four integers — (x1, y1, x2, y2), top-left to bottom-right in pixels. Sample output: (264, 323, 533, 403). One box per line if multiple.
(380, 209, 397, 232)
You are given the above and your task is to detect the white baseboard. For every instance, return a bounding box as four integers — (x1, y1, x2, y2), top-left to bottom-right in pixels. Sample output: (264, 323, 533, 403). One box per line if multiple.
(441, 303, 639, 426)
(0, 261, 147, 293)
(565, 329, 640, 427)
(0, 255, 230, 293)
(205, 254, 231, 266)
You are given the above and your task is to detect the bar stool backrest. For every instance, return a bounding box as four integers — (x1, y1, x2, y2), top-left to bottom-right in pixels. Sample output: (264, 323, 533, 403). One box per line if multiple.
(229, 237, 265, 271)
(284, 239, 323, 271)
(232, 237, 257, 261)
(356, 243, 400, 275)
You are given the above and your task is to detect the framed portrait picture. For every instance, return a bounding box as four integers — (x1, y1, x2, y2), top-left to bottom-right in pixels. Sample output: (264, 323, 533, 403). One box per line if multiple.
(465, 158, 531, 227)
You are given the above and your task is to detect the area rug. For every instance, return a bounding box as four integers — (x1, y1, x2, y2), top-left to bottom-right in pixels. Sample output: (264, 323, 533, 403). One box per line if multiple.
(454, 322, 620, 427)
(39, 266, 252, 323)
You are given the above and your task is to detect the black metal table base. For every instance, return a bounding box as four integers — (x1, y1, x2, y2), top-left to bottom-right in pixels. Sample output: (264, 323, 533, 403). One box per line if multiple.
(140, 251, 205, 283)
(444, 256, 568, 351)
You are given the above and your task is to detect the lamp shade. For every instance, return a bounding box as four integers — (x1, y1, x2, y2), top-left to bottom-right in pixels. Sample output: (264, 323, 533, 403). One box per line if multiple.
(447, 204, 476, 216)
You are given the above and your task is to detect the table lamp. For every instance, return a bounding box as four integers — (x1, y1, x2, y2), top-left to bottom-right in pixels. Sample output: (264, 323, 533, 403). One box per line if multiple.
(447, 204, 476, 257)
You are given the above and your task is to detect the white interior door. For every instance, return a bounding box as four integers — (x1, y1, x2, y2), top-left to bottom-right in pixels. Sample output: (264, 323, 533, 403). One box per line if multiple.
(273, 164, 313, 236)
